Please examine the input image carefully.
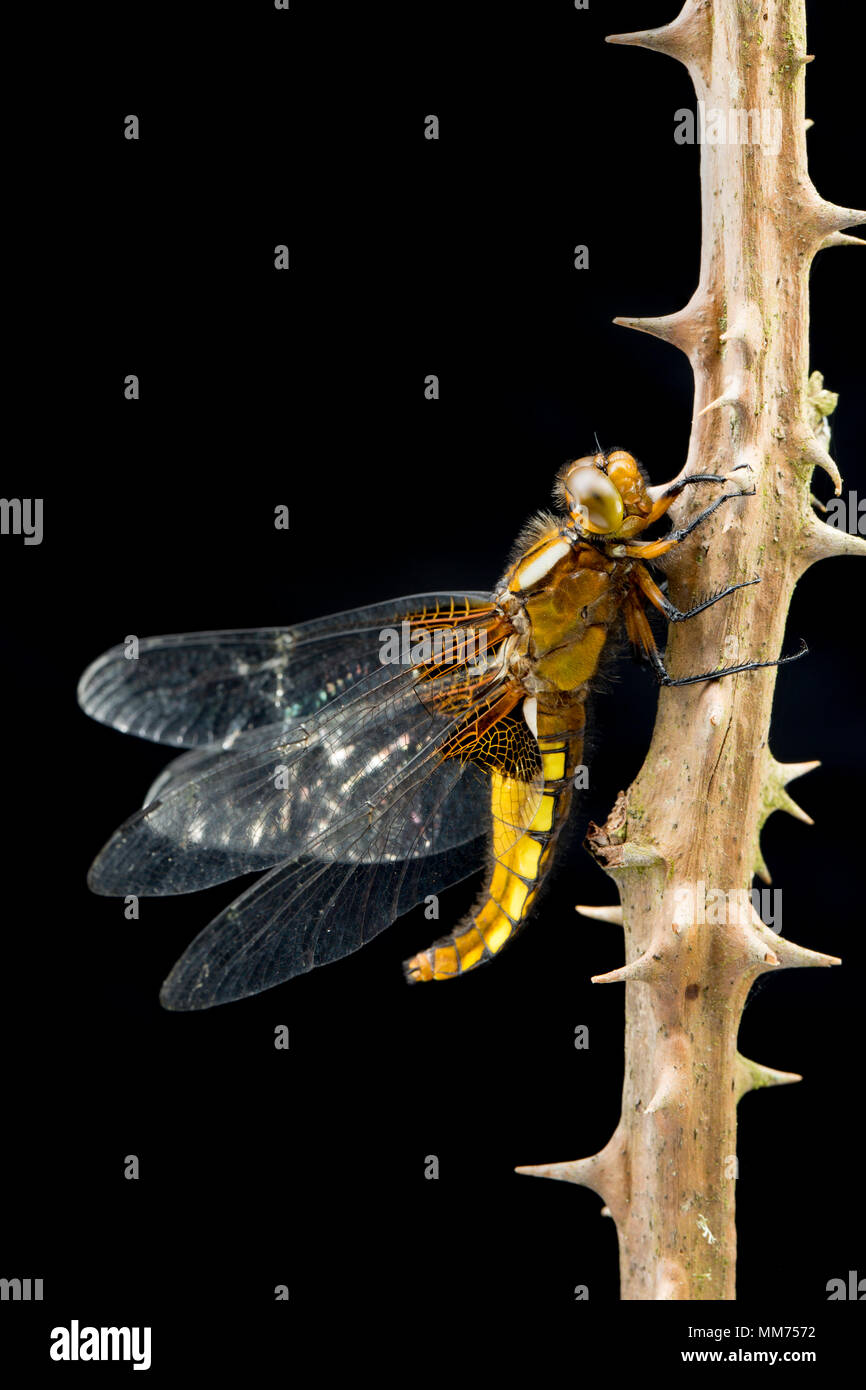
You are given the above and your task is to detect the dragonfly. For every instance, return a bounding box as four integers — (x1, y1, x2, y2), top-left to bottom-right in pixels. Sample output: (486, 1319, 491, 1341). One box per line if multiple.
(78, 449, 805, 1009)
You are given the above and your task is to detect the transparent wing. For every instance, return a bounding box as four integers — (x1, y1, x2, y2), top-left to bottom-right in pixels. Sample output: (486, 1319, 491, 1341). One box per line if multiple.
(88, 644, 541, 891)
(144, 747, 229, 806)
(119, 680, 546, 1006)
(78, 592, 492, 748)
(159, 815, 489, 1011)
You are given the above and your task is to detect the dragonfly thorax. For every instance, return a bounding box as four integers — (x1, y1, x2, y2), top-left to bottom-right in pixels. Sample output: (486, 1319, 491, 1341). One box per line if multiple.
(496, 528, 622, 698)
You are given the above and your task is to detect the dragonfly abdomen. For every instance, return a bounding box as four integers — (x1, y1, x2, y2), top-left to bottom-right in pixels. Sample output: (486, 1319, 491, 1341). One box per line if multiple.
(404, 700, 584, 983)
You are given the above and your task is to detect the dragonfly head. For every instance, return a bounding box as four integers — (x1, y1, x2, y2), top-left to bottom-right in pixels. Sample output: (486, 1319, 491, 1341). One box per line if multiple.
(557, 449, 652, 538)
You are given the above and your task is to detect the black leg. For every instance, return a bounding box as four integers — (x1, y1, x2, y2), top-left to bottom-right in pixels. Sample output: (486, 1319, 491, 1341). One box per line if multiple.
(654, 473, 727, 501)
(660, 486, 756, 548)
(627, 485, 757, 560)
(648, 638, 808, 688)
(654, 577, 760, 624)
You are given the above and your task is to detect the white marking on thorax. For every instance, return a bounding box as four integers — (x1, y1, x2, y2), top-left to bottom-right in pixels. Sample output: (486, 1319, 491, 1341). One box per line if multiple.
(514, 537, 571, 591)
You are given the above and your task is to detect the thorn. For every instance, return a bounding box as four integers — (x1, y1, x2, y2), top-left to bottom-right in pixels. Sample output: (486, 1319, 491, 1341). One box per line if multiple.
(735, 1052, 802, 1101)
(813, 202, 866, 236)
(696, 389, 744, 418)
(515, 1153, 603, 1192)
(747, 907, 840, 970)
(642, 1033, 690, 1114)
(612, 311, 690, 352)
(515, 1136, 628, 1218)
(645, 1070, 682, 1115)
(772, 934, 839, 967)
(606, 26, 679, 55)
(818, 231, 866, 251)
(800, 436, 842, 495)
(606, 2, 707, 71)
(804, 118, 814, 131)
(718, 304, 763, 356)
(730, 911, 782, 972)
(761, 753, 820, 822)
(776, 759, 820, 787)
(776, 788, 814, 826)
(575, 903, 623, 925)
(591, 951, 663, 986)
(600, 1205, 612, 1219)
(805, 515, 866, 561)
(753, 845, 772, 886)
(810, 493, 827, 514)
(774, 937, 842, 970)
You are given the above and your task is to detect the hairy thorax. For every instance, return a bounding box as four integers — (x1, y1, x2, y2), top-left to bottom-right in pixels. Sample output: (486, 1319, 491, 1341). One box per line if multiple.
(495, 520, 627, 702)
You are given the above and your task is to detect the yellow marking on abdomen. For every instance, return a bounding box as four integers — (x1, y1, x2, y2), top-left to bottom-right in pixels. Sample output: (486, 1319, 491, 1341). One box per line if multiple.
(541, 750, 566, 781)
(405, 759, 577, 985)
(490, 866, 531, 921)
(528, 794, 556, 833)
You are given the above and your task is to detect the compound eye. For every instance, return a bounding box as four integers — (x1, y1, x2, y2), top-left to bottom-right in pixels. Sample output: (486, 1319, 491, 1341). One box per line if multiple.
(565, 466, 625, 534)
(606, 450, 638, 492)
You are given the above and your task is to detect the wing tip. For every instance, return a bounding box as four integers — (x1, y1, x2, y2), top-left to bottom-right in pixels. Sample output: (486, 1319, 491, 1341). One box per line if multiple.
(77, 643, 128, 720)
(159, 956, 221, 1012)
(76, 661, 102, 719)
(87, 856, 120, 897)
(159, 977, 204, 1012)
(159, 983, 199, 1012)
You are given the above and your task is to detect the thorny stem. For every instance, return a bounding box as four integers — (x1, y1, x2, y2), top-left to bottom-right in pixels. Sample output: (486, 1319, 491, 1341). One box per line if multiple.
(516, 0, 864, 1300)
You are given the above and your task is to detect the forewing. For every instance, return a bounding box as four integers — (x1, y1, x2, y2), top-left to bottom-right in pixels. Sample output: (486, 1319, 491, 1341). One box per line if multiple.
(78, 593, 492, 748)
(87, 652, 541, 892)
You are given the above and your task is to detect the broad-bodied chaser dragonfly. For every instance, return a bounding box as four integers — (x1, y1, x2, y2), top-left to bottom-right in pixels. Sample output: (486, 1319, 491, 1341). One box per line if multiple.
(79, 450, 803, 1009)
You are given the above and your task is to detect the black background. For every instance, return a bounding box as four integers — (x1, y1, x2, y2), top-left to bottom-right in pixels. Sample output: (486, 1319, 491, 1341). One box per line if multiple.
(4, 0, 864, 1375)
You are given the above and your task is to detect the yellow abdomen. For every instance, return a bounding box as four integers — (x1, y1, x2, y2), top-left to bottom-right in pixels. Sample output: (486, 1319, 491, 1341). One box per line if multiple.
(404, 706, 584, 982)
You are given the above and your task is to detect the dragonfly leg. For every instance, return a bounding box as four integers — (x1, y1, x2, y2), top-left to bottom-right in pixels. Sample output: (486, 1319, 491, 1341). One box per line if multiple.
(648, 639, 809, 687)
(643, 473, 727, 526)
(635, 565, 761, 623)
(623, 486, 756, 560)
(624, 589, 808, 687)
